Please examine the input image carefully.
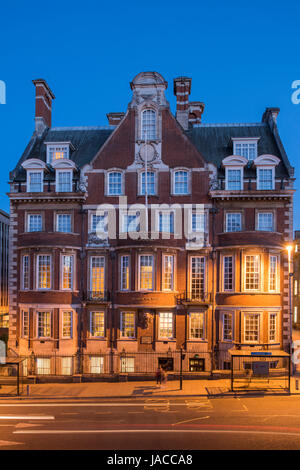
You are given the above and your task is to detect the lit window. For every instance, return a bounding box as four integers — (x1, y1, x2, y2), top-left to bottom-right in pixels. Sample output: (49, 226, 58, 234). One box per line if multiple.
(47, 145, 69, 163)
(22, 255, 29, 290)
(141, 171, 155, 195)
(56, 171, 72, 192)
(90, 356, 104, 374)
(121, 357, 135, 372)
(139, 255, 153, 290)
(294, 306, 298, 323)
(226, 213, 241, 232)
(159, 212, 174, 233)
(159, 312, 173, 338)
(244, 313, 260, 342)
(122, 213, 140, 233)
(257, 212, 273, 231)
(223, 313, 233, 341)
(190, 312, 204, 339)
(62, 255, 73, 290)
(37, 311, 51, 338)
(190, 256, 205, 299)
(22, 310, 29, 337)
(57, 214, 71, 233)
(244, 255, 260, 291)
(120, 312, 135, 338)
(192, 212, 206, 233)
(269, 313, 277, 342)
(257, 168, 274, 190)
(269, 255, 278, 292)
(90, 311, 105, 337)
(90, 257, 105, 298)
(28, 171, 43, 192)
(37, 255, 51, 290)
(36, 358, 50, 375)
(162, 255, 174, 291)
(174, 170, 188, 195)
(295, 280, 298, 296)
(141, 109, 156, 140)
(108, 172, 122, 195)
(120, 255, 130, 291)
(234, 142, 257, 160)
(226, 169, 242, 190)
(62, 311, 73, 338)
(61, 357, 72, 375)
(28, 214, 42, 232)
(223, 256, 233, 291)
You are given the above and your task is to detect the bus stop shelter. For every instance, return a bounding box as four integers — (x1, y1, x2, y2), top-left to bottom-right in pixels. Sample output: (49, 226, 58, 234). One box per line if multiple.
(0, 358, 25, 396)
(229, 350, 291, 393)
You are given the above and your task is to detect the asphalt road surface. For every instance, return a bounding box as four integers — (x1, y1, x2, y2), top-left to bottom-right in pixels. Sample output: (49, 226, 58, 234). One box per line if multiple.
(1, 395, 300, 450)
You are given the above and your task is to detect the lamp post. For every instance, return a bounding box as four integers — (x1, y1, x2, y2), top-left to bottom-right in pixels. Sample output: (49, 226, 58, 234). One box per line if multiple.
(287, 245, 294, 375)
(180, 347, 186, 390)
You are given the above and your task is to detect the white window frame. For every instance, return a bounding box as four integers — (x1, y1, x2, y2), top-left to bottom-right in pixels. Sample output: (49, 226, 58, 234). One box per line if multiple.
(172, 169, 190, 195)
(189, 312, 205, 340)
(46, 143, 70, 163)
(36, 254, 52, 290)
(257, 166, 275, 190)
(141, 109, 157, 140)
(27, 213, 43, 232)
(157, 211, 174, 234)
(139, 170, 156, 196)
(257, 212, 274, 232)
(27, 170, 43, 193)
(55, 169, 73, 192)
(61, 357, 73, 375)
(36, 310, 52, 339)
(36, 358, 51, 375)
(233, 139, 258, 161)
(190, 210, 206, 234)
(60, 254, 74, 291)
(21, 310, 29, 338)
(120, 255, 130, 291)
(56, 213, 72, 233)
(90, 356, 104, 374)
(189, 256, 206, 299)
(138, 254, 154, 291)
(89, 311, 105, 338)
(269, 254, 279, 292)
(120, 312, 136, 339)
(22, 255, 30, 290)
(158, 312, 174, 339)
(106, 170, 123, 196)
(162, 254, 174, 291)
(89, 212, 108, 235)
(225, 212, 242, 232)
(222, 312, 233, 342)
(243, 255, 261, 292)
(243, 312, 261, 344)
(268, 312, 278, 343)
(223, 255, 234, 292)
(120, 357, 135, 373)
(121, 212, 140, 233)
(89, 256, 105, 296)
(225, 167, 243, 191)
(61, 310, 73, 339)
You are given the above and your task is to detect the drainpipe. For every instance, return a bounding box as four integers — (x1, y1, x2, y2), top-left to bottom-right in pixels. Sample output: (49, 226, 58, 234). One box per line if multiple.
(210, 207, 219, 376)
(109, 250, 116, 375)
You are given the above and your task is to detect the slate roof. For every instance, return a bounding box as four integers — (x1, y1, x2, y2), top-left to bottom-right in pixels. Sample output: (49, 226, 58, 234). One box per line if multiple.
(11, 120, 292, 181)
(186, 123, 291, 178)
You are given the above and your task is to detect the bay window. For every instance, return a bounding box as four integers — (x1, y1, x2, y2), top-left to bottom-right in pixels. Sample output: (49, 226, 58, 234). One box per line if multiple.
(139, 255, 154, 290)
(37, 255, 51, 290)
(190, 256, 205, 299)
(90, 256, 105, 297)
(162, 255, 174, 291)
(244, 255, 260, 291)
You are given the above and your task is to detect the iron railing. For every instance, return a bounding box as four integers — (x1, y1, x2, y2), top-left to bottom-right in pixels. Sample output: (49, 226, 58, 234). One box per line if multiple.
(175, 291, 212, 304)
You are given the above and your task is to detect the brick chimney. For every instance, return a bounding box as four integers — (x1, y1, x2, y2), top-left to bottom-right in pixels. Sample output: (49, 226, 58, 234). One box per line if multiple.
(32, 79, 55, 136)
(173, 77, 192, 130)
(106, 112, 125, 126)
(262, 107, 280, 130)
(188, 101, 205, 126)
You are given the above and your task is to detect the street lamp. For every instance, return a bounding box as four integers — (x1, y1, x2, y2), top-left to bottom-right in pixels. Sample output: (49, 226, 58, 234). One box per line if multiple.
(286, 245, 294, 375)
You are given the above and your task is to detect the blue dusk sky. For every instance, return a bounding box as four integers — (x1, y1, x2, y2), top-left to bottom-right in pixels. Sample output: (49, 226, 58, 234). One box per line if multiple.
(0, 0, 299, 230)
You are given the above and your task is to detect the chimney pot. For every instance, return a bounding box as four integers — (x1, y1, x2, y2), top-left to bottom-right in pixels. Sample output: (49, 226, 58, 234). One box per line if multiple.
(106, 112, 125, 126)
(173, 77, 192, 130)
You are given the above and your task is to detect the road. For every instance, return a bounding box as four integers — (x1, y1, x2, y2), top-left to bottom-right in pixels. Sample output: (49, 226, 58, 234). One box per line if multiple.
(0, 395, 300, 450)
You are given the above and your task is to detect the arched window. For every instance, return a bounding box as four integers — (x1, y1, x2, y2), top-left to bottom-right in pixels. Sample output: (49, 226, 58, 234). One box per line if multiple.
(140, 171, 156, 195)
(174, 170, 189, 194)
(141, 109, 156, 140)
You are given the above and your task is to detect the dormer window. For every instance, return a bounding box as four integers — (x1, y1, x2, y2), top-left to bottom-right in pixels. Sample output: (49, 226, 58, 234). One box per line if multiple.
(232, 138, 259, 161)
(52, 159, 76, 193)
(253, 155, 280, 191)
(45, 142, 72, 163)
(22, 159, 47, 193)
(141, 109, 156, 140)
(222, 156, 247, 191)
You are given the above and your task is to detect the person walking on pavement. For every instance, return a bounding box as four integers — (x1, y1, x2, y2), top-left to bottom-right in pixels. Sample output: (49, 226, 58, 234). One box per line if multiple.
(161, 368, 168, 388)
(156, 366, 162, 386)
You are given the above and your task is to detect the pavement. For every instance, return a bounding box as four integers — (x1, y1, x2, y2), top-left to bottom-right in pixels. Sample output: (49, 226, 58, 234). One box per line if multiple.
(0, 375, 300, 399)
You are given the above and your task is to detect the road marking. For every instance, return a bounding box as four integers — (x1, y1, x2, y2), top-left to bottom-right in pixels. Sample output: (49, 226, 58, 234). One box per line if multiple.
(61, 412, 79, 415)
(185, 399, 213, 410)
(172, 416, 210, 426)
(0, 440, 23, 446)
(0, 415, 54, 420)
(13, 429, 300, 437)
(15, 423, 42, 428)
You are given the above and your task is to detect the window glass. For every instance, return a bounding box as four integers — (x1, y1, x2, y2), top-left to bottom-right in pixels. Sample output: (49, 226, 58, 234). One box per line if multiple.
(141, 109, 156, 140)
(28, 214, 42, 232)
(226, 213, 241, 232)
(258, 168, 273, 190)
(174, 170, 188, 194)
(258, 212, 273, 231)
(159, 312, 173, 338)
(139, 255, 153, 290)
(245, 255, 260, 291)
(190, 312, 204, 339)
(108, 172, 122, 195)
(227, 169, 242, 190)
(57, 214, 71, 233)
(121, 312, 135, 338)
(141, 171, 155, 195)
(37, 255, 51, 289)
